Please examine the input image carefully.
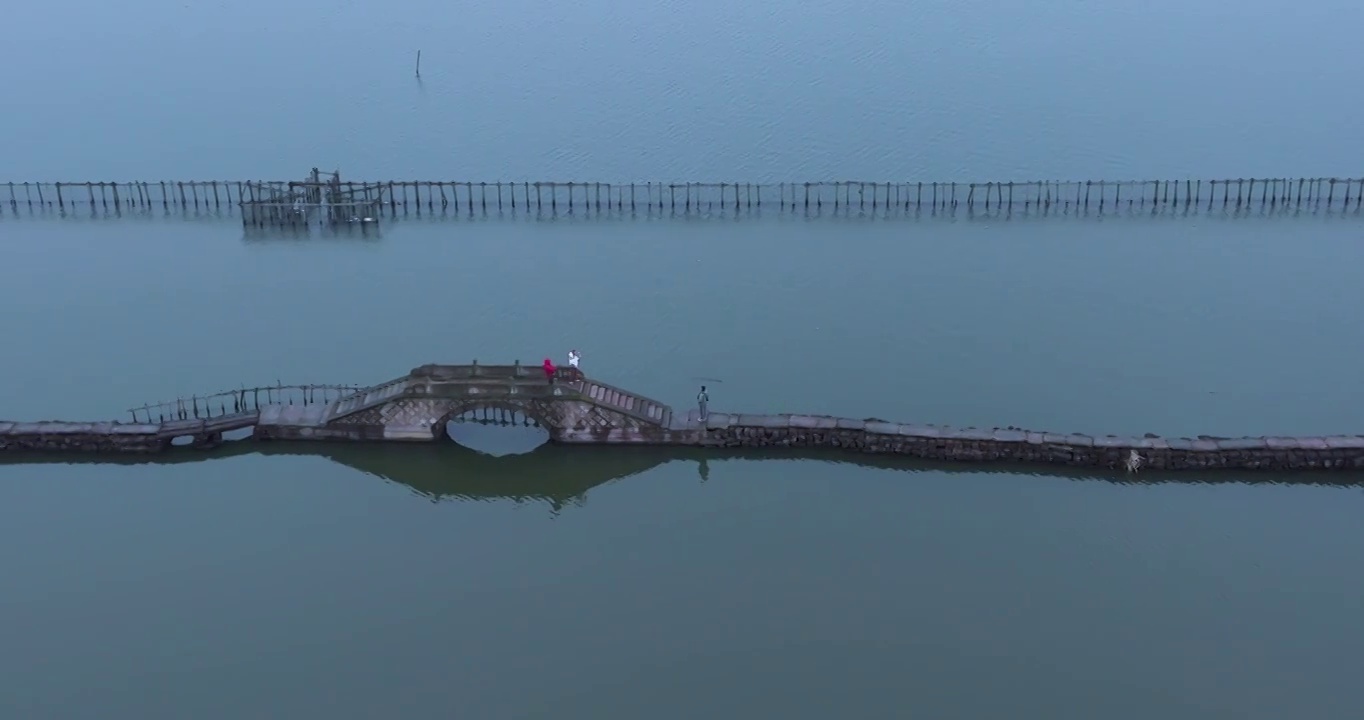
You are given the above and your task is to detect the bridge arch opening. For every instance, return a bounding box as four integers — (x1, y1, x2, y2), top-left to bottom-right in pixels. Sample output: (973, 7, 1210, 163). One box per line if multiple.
(440, 403, 551, 457)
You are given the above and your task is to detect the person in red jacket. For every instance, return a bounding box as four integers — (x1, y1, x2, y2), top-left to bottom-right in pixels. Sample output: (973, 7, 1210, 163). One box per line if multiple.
(542, 357, 556, 384)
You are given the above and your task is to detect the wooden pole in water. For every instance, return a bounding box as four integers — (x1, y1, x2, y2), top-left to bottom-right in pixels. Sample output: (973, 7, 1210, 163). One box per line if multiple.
(415, 50, 421, 77)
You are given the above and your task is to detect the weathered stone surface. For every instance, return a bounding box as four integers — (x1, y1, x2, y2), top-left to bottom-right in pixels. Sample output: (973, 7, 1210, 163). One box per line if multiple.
(900, 424, 943, 438)
(44, 422, 95, 434)
(1064, 434, 1094, 447)
(1217, 438, 1267, 450)
(836, 418, 866, 431)
(864, 421, 901, 436)
(1297, 437, 1329, 450)
(278, 405, 306, 424)
(992, 429, 1027, 443)
(110, 423, 160, 435)
(264, 405, 327, 427)
(1324, 436, 1364, 449)
(705, 414, 733, 430)
(1092, 435, 1131, 448)
(159, 419, 206, 435)
(1190, 439, 1219, 452)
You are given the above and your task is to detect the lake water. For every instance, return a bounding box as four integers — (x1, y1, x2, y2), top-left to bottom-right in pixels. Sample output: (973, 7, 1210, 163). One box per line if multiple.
(3, 0, 1364, 718)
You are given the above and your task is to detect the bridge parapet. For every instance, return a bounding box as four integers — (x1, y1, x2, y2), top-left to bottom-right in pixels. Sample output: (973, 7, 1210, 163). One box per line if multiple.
(407, 364, 671, 427)
(576, 377, 671, 427)
(409, 362, 569, 382)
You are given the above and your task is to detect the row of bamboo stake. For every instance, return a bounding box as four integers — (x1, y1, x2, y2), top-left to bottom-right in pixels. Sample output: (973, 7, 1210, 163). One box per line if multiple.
(4, 178, 1363, 218)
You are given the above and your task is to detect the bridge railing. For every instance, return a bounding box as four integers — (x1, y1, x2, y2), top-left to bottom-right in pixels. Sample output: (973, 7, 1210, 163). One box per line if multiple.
(128, 384, 363, 424)
(572, 376, 672, 427)
(411, 362, 557, 381)
(403, 363, 669, 425)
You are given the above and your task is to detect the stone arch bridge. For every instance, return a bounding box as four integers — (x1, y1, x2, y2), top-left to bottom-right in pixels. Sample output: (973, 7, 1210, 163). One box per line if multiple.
(257, 363, 681, 444)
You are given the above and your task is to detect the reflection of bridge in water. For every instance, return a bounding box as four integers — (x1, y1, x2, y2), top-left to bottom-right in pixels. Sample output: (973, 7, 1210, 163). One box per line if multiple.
(3, 444, 1359, 515)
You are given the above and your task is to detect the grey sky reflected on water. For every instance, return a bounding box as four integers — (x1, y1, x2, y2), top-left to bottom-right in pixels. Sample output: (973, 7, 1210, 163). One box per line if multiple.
(2, 0, 1363, 718)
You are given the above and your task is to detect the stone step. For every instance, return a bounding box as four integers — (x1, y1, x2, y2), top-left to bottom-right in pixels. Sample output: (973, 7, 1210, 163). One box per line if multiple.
(583, 382, 669, 426)
(327, 378, 408, 421)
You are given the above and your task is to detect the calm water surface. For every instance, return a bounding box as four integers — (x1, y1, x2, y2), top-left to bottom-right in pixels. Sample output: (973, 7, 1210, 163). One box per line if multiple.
(3, 0, 1364, 717)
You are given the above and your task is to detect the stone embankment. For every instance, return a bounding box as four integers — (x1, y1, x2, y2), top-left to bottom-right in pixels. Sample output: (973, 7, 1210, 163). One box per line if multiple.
(696, 414, 1364, 472)
(5, 408, 1364, 473)
(0, 422, 165, 453)
(0, 415, 257, 454)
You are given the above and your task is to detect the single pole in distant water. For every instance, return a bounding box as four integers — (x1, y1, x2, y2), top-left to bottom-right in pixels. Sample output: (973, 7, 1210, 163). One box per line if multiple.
(415, 50, 422, 77)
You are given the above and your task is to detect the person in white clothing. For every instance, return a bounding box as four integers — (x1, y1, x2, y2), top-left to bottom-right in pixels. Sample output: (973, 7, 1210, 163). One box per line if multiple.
(567, 349, 581, 369)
